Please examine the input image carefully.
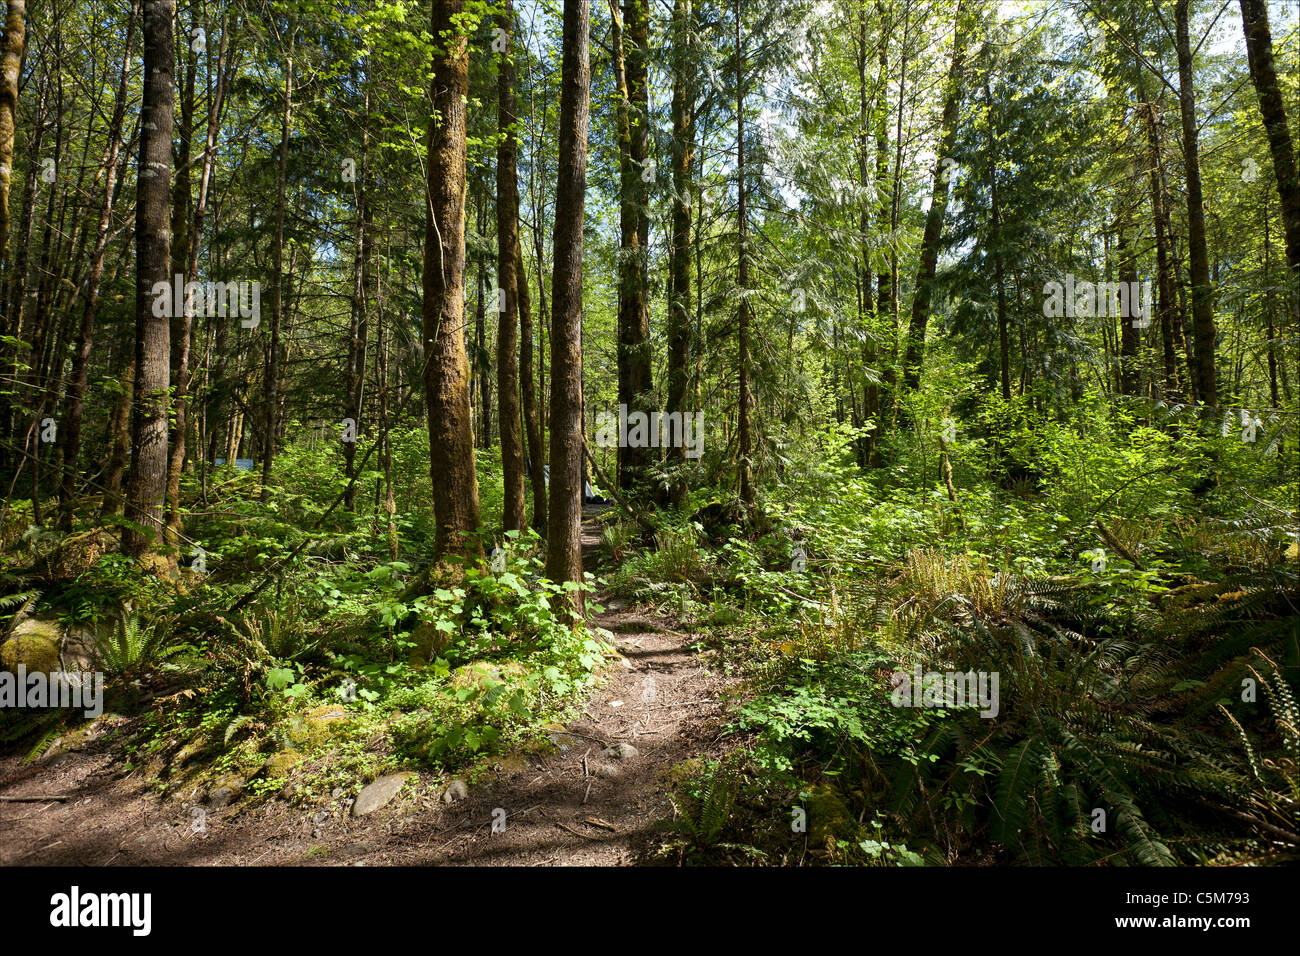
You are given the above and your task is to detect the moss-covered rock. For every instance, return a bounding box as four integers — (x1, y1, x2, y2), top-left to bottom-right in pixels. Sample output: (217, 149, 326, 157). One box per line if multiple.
(1, 619, 62, 674)
(286, 703, 349, 749)
(260, 750, 306, 780)
(806, 783, 856, 847)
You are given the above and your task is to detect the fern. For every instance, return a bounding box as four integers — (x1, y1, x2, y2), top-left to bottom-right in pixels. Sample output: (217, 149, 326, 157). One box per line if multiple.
(93, 611, 180, 677)
(667, 759, 741, 851)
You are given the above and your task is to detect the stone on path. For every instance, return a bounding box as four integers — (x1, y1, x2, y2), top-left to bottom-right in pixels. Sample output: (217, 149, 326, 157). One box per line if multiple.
(442, 779, 468, 804)
(353, 774, 411, 817)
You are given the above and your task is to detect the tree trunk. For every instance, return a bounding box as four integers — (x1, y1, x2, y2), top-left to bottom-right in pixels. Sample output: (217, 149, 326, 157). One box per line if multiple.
(1118, 222, 1139, 395)
(1142, 100, 1180, 397)
(424, 0, 482, 562)
(544, 0, 591, 607)
(57, 1, 137, 527)
(0, 0, 25, 273)
(902, 0, 965, 391)
(344, 79, 371, 511)
(123, 0, 175, 558)
(261, 24, 294, 497)
(990, 143, 1010, 401)
(496, 3, 526, 533)
(666, 0, 694, 507)
(166, 13, 230, 548)
(1239, 0, 1300, 290)
(609, 0, 653, 492)
(1174, 0, 1217, 405)
(735, 0, 754, 510)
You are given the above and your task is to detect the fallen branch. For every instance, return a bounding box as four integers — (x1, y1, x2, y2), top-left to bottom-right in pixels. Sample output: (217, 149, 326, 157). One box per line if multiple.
(0, 795, 69, 803)
(1096, 519, 1146, 570)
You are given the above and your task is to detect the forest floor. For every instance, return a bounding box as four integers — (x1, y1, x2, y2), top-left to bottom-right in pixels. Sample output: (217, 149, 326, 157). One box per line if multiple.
(0, 511, 742, 866)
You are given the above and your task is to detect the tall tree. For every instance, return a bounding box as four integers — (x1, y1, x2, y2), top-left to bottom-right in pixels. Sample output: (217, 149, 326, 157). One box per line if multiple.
(261, 19, 296, 496)
(735, 0, 754, 510)
(58, 0, 138, 527)
(496, 1, 526, 533)
(1174, 0, 1217, 405)
(902, 0, 966, 391)
(610, 0, 653, 492)
(0, 0, 25, 273)
(666, 0, 694, 507)
(423, 0, 482, 561)
(123, 0, 175, 559)
(1239, 0, 1300, 287)
(344, 77, 371, 511)
(166, 12, 231, 547)
(545, 0, 591, 606)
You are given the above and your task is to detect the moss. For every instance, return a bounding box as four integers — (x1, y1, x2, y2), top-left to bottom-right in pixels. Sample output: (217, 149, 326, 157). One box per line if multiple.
(287, 704, 349, 749)
(408, 622, 451, 665)
(1, 623, 61, 674)
(806, 783, 856, 847)
(260, 750, 306, 780)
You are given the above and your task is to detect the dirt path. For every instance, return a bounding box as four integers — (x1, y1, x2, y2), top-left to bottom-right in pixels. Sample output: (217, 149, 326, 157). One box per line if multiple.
(0, 512, 739, 866)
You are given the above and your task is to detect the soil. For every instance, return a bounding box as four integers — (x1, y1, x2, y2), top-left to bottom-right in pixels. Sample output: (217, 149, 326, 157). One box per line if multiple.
(0, 510, 742, 866)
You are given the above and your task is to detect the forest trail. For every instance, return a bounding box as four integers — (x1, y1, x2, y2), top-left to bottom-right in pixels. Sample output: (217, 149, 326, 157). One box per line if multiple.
(0, 511, 739, 866)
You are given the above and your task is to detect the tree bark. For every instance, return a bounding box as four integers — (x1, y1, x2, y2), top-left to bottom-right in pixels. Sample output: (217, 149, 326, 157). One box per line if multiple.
(0, 0, 25, 273)
(610, 0, 653, 492)
(902, 0, 965, 391)
(666, 0, 694, 507)
(344, 79, 370, 511)
(496, 3, 526, 533)
(56, 1, 136, 527)
(1174, 0, 1217, 405)
(165, 12, 230, 549)
(123, 0, 175, 558)
(735, 0, 754, 510)
(424, 0, 482, 562)
(544, 0, 591, 607)
(1239, 0, 1300, 289)
(261, 23, 294, 497)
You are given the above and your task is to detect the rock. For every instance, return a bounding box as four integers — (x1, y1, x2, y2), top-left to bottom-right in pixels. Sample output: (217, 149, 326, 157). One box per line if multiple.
(352, 774, 412, 817)
(547, 732, 582, 753)
(492, 754, 530, 775)
(205, 774, 244, 808)
(287, 704, 349, 749)
(1, 618, 62, 674)
(602, 742, 639, 760)
(442, 779, 468, 804)
(594, 764, 621, 779)
(61, 625, 98, 673)
(260, 750, 305, 781)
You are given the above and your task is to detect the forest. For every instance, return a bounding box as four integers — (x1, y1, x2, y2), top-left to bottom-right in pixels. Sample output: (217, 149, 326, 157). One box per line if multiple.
(0, 0, 1297, 873)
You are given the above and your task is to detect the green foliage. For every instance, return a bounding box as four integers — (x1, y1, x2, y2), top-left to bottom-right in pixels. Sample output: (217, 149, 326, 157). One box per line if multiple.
(93, 611, 183, 678)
